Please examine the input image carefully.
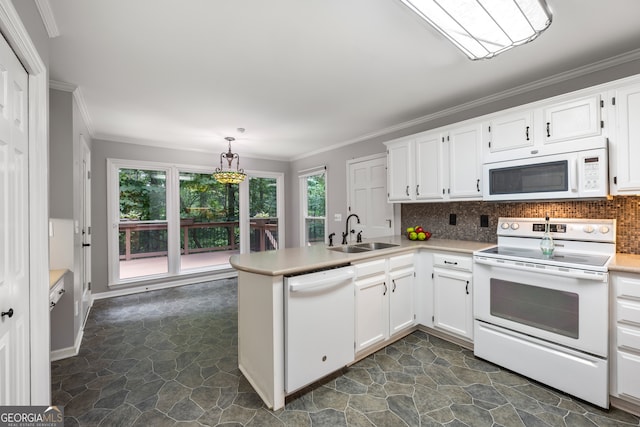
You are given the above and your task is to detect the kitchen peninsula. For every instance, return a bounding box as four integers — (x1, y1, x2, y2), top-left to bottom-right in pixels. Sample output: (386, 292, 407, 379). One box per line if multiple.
(229, 236, 492, 410)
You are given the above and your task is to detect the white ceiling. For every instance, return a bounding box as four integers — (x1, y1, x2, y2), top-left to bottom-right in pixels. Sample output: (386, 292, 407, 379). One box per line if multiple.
(45, 0, 640, 161)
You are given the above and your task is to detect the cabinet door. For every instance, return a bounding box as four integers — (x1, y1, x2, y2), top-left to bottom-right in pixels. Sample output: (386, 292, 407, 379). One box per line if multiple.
(415, 132, 443, 200)
(355, 275, 388, 352)
(433, 267, 473, 340)
(612, 83, 640, 193)
(617, 351, 640, 400)
(543, 95, 601, 144)
(389, 267, 415, 335)
(386, 139, 414, 202)
(448, 124, 482, 199)
(487, 111, 533, 154)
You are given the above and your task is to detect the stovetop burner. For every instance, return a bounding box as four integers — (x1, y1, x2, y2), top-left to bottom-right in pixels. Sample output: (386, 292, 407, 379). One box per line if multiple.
(478, 246, 610, 268)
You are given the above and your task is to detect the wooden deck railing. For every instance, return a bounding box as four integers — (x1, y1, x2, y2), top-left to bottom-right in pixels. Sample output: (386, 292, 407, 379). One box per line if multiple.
(119, 219, 278, 260)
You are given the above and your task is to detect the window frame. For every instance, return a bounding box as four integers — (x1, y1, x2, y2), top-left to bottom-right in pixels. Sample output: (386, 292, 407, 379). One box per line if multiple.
(107, 159, 286, 285)
(299, 166, 327, 247)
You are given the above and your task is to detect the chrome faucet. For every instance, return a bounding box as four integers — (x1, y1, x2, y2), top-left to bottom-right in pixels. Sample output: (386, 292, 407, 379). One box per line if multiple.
(342, 214, 360, 245)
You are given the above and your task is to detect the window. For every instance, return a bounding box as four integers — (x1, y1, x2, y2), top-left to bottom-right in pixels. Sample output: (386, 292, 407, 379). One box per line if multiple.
(117, 167, 169, 280)
(108, 159, 284, 286)
(300, 167, 327, 246)
(179, 171, 239, 271)
(248, 176, 279, 252)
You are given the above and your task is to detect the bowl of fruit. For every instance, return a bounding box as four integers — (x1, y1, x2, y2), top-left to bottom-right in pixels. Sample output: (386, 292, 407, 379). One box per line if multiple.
(406, 226, 432, 241)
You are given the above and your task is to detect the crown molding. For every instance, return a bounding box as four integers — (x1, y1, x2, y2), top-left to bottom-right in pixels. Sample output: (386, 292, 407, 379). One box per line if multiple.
(49, 79, 75, 92)
(50, 80, 95, 137)
(34, 0, 59, 38)
(293, 48, 640, 161)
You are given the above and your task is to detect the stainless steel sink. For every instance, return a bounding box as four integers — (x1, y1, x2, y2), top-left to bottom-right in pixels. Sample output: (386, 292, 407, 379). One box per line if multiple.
(328, 242, 399, 253)
(328, 245, 371, 253)
(353, 242, 399, 250)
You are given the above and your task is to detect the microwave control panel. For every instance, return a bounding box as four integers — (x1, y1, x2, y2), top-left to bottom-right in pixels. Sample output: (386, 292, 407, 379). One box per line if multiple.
(582, 156, 603, 191)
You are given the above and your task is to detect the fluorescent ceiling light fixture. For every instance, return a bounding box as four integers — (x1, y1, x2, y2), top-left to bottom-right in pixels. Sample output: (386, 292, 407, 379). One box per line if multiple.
(399, 0, 552, 60)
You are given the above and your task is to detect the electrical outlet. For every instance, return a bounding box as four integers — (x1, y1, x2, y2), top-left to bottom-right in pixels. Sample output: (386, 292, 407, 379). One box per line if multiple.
(480, 215, 489, 227)
(449, 213, 457, 225)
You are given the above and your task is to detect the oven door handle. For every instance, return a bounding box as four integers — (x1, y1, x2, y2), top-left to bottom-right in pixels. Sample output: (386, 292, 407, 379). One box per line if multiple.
(474, 256, 608, 282)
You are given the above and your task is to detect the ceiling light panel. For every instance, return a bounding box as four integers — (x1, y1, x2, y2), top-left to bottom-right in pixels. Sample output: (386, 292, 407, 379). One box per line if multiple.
(400, 0, 552, 60)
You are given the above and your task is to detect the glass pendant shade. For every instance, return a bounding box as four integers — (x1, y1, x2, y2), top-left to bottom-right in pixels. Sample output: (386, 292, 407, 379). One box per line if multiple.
(213, 137, 246, 184)
(399, 0, 552, 60)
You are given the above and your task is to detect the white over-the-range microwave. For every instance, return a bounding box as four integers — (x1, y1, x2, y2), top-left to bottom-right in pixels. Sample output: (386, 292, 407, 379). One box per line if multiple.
(482, 140, 608, 201)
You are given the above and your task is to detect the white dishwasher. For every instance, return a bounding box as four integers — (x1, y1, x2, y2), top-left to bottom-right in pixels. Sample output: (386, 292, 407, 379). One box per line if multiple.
(284, 265, 355, 393)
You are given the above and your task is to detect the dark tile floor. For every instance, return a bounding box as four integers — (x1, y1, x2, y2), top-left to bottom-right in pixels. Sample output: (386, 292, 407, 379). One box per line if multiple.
(51, 279, 640, 426)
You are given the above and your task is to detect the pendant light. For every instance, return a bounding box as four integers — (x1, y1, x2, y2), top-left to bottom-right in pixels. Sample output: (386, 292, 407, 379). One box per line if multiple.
(213, 137, 246, 184)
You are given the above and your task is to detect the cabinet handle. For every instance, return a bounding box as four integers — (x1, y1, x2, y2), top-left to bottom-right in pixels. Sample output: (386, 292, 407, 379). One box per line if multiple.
(546, 122, 551, 137)
(416, 185, 420, 196)
(383, 282, 387, 296)
(525, 126, 530, 140)
(444, 261, 458, 265)
(392, 279, 396, 293)
(405, 186, 410, 196)
(466, 281, 469, 295)
(476, 179, 480, 192)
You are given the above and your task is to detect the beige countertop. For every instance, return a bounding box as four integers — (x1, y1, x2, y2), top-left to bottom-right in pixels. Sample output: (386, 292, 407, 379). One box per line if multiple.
(49, 269, 68, 288)
(609, 253, 640, 274)
(229, 236, 494, 276)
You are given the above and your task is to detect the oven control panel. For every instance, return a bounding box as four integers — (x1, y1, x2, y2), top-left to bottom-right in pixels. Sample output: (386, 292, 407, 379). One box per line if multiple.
(497, 217, 616, 243)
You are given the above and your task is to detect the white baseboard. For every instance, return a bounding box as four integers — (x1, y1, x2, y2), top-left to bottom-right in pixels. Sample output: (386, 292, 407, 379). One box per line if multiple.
(95, 270, 238, 300)
(50, 326, 84, 362)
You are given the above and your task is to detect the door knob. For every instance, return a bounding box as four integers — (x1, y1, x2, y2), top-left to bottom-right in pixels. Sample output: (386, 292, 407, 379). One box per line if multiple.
(1, 308, 14, 318)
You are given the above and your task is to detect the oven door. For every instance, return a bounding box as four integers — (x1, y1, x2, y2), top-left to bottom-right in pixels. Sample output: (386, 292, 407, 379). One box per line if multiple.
(474, 257, 608, 357)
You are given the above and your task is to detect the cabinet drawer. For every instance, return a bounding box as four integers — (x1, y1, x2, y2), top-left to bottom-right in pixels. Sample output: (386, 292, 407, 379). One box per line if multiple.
(433, 254, 472, 272)
(389, 253, 414, 271)
(617, 350, 640, 400)
(615, 275, 640, 299)
(354, 259, 386, 279)
(618, 325, 640, 351)
(617, 299, 640, 325)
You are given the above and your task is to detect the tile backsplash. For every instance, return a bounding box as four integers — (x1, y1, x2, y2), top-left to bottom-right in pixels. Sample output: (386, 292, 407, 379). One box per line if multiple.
(401, 196, 640, 254)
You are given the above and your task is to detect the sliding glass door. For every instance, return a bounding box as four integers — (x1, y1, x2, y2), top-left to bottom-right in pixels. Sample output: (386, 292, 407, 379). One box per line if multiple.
(179, 171, 239, 271)
(117, 168, 169, 280)
(108, 160, 284, 285)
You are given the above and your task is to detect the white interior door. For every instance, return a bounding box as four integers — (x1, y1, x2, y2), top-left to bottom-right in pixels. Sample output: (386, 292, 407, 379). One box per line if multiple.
(0, 31, 30, 405)
(81, 136, 92, 324)
(348, 155, 394, 239)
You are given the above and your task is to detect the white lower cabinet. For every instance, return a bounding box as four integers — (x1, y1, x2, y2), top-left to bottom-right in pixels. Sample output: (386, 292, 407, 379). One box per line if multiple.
(355, 254, 415, 353)
(432, 253, 473, 341)
(389, 266, 415, 334)
(611, 272, 640, 404)
(355, 273, 387, 352)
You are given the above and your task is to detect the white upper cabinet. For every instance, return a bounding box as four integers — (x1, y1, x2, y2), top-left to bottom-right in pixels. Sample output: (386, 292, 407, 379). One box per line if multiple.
(609, 82, 640, 194)
(415, 132, 444, 201)
(385, 122, 482, 203)
(386, 138, 414, 202)
(486, 110, 533, 154)
(482, 93, 607, 165)
(542, 95, 602, 144)
(448, 123, 483, 199)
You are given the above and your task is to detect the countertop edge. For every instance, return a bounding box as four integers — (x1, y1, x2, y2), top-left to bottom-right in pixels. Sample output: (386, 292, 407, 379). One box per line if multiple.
(230, 238, 495, 276)
(609, 253, 640, 274)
